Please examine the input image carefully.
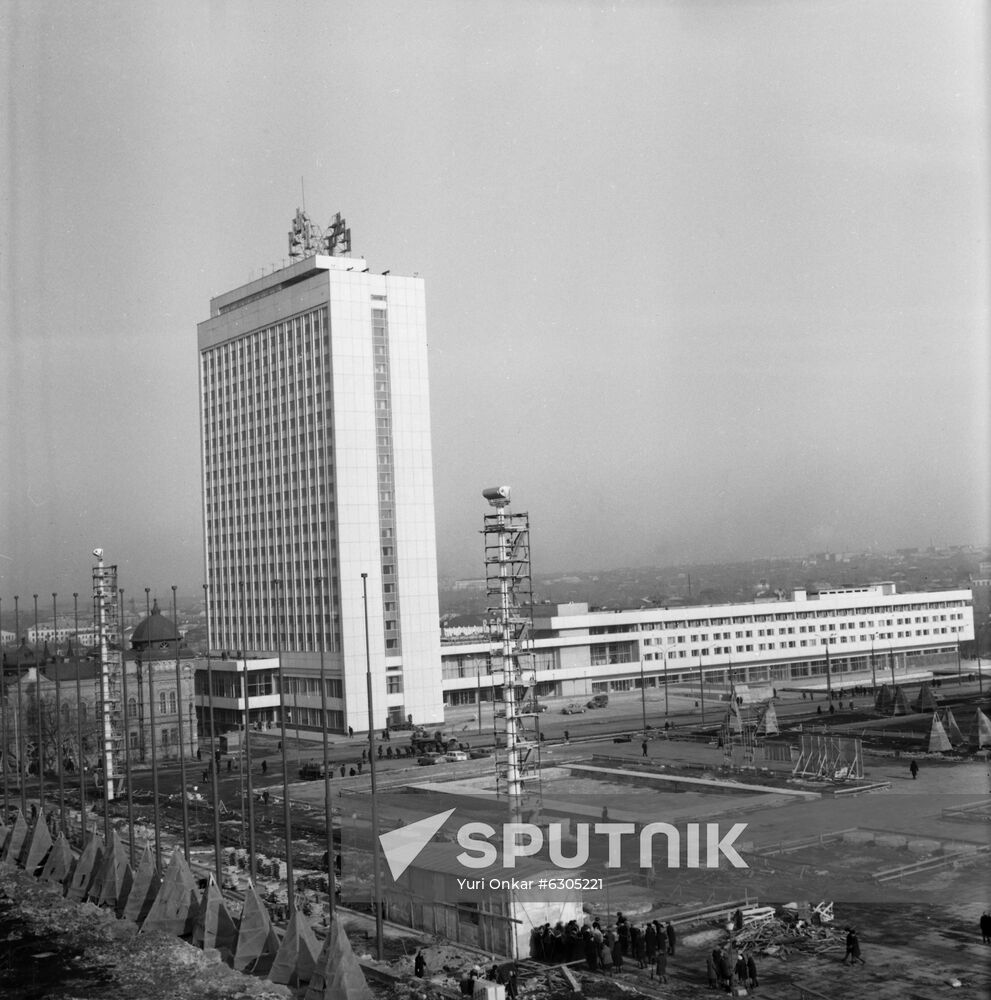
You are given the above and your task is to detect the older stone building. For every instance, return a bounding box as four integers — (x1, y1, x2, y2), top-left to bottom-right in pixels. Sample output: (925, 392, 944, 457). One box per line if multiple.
(1, 601, 198, 776)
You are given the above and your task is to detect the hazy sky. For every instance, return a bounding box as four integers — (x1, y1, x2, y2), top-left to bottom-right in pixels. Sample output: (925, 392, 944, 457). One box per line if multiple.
(1, 0, 988, 600)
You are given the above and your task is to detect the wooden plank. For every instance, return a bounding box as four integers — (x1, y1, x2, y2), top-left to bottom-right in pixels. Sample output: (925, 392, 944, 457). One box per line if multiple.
(559, 963, 581, 993)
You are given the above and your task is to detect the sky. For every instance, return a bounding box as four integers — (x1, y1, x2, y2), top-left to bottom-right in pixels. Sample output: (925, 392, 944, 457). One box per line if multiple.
(1, 0, 988, 602)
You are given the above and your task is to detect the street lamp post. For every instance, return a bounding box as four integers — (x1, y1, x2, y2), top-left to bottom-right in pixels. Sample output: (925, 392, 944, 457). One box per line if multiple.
(663, 643, 669, 718)
(73, 593, 87, 843)
(203, 583, 222, 887)
(316, 578, 334, 921)
(119, 589, 136, 867)
(173, 587, 191, 863)
(273, 578, 295, 913)
(698, 651, 706, 724)
(888, 646, 896, 689)
(145, 588, 162, 872)
(54, 592, 67, 836)
(822, 636, 833, 702)
(239, 589, 256, 883)
(34, 594, 45, 817)
(15, 595, 26, 816)
(638, 656, 647, 735)
(869, 634, 877, 693)
(0, 596, 8, 818)
(362, 573, 385, 960)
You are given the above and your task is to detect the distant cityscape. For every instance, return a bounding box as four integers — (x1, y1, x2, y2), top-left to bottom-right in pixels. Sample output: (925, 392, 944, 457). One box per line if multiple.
(441, 543, 990, 631)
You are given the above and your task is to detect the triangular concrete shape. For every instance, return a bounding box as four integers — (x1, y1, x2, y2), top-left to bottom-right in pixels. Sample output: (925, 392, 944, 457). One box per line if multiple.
(122, 843, 161, 925)
(40, 833, 74, 885)
(303, 915, 373, 1000)
(928, 713, 952, 753)
(192, 875, 237, 958)
(969, 708, 991, 748)
(0, 810, 28, 868)
(22, 813, 54, 875)
(66, 831, 105, 901)
(269, 907, 320, 985)
(942, 708, 965, 745)
(140, 847, 200, 938)
(233, 882, 281, 976)
(91, 830, 132, 909)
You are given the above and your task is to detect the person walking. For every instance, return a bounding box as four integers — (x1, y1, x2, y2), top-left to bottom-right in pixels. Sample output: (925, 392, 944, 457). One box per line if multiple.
(842, 928, 865, 965)
(909, 759, 919, 779)
(980, 912, 991, 944)
(414, 950, 427, 977)
(641, 739, 648, 758)
(666, 920, 677, 956)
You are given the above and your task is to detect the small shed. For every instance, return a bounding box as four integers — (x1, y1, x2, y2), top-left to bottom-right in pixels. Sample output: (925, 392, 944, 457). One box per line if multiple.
(382, 842, 583, 958)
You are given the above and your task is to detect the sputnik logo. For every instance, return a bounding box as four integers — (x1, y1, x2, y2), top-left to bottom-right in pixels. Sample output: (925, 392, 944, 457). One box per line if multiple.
(379, 807, 456, 881)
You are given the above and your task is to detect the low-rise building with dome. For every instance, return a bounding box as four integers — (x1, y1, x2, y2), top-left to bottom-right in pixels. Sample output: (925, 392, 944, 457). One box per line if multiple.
(1, 600, 199, 778)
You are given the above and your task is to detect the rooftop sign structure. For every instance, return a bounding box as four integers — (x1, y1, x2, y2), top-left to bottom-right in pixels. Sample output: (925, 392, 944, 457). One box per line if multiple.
(288, 208, 351, 261)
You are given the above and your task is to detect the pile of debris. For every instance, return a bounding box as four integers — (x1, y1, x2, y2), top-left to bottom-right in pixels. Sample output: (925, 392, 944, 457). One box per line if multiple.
(727, 901, 844, 958)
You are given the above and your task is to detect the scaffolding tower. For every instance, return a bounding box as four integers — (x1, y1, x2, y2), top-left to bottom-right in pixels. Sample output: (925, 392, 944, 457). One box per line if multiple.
(482, 488, 541, 827)
(93, 552, 123, 799)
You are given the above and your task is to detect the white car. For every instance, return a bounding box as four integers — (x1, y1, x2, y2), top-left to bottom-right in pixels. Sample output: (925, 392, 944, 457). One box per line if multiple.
(437, 750, 469, 763)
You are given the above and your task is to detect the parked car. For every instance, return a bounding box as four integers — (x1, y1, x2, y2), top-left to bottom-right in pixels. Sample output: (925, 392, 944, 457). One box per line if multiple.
(417, 753, 441, 766)
(562, 704, 586, 714)
(586, 694, 609, 709)
(520, 702, 549, 714)
(298, 762, 329, 780)
(437, 750, 469, 763)
(469, 748, 493, 760)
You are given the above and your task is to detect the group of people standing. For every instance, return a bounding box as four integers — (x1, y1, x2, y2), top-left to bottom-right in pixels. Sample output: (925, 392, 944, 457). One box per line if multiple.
(706, 945, 758, 991)
(530, 912, 676, 980)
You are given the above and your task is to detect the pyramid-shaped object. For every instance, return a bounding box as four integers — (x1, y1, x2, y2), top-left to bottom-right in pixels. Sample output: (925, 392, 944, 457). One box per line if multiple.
(233, 883, 281, 975)
(891, 686, 911, 716)
(0, 810, 28, 868)
(911, 682, 938, 713)
(66, 832, 106, 901)
(122, 843, 162, 925)
(941, 708, 965, 745)
(756, 702, 779, 736)
(22, 813, 54, 875)
(192, 874, 238, 957)
(874, 685, 893, 713)
(928, 713, 952, 753)
(969, 708, 991, 749)
(93, 830, 134, 911)
(303, 915, 373, 1000)
(140, 847, 200, 938)
(40, 833, 74, 885)
(269, 907, 320, 985)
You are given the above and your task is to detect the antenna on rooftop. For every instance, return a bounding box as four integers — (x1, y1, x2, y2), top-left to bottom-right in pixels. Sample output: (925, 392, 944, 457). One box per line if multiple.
(288, 207, 352, 261)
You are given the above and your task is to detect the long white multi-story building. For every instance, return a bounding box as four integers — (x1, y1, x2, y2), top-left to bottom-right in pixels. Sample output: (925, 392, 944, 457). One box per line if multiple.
(197, 213, 444, 734)
(439, 582, 975, 707)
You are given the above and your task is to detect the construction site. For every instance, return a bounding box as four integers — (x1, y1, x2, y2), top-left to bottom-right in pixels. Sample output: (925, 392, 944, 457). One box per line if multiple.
(1, 505, 990, 1000)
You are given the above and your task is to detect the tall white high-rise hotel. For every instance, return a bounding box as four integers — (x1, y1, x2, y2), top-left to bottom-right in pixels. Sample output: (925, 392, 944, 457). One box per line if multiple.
(197, 212, 444, 731)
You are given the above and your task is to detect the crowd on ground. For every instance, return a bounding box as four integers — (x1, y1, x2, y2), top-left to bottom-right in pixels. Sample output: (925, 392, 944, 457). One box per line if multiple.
(524, 909, 764, 991)
(529, 911, 682, 981)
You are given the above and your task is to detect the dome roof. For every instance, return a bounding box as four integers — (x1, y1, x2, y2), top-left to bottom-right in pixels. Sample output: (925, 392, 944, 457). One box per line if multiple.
(131, 600, 180, 647)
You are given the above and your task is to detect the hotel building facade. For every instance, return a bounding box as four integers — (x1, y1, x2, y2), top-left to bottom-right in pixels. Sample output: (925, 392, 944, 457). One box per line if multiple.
(197, 236, 444, 734)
